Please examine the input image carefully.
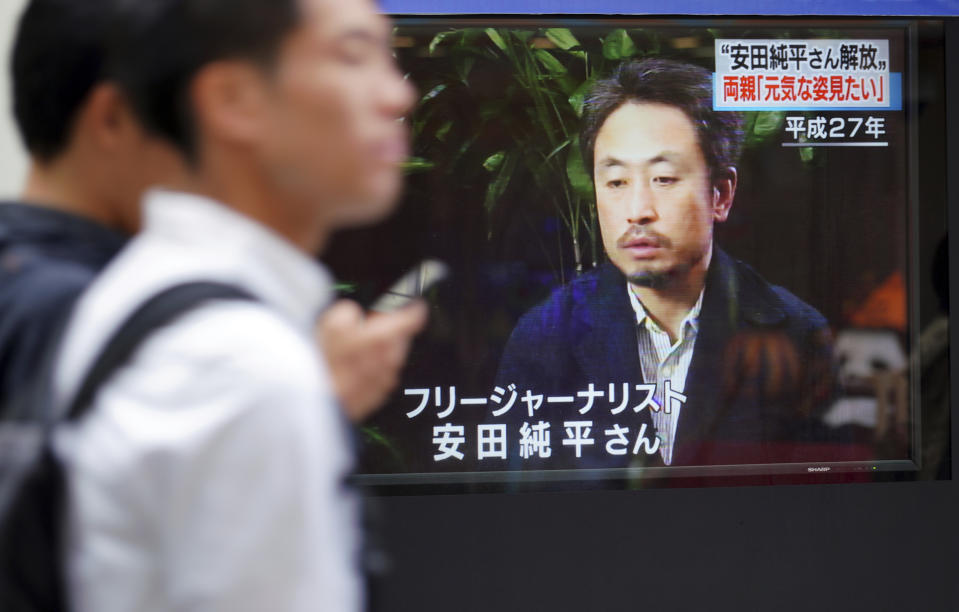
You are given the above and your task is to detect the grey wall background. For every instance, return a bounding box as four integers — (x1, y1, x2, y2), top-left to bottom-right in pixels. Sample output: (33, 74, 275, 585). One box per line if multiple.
(0, 0, 30, 196)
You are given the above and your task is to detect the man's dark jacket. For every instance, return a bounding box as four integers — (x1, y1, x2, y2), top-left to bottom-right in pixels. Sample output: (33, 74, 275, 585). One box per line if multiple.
(495, 248, 840, 468)
(0, 202, 126, 413)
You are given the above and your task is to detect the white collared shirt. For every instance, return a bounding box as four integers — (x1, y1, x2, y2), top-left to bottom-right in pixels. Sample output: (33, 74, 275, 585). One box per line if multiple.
(53, 190, 361, 612)
(627, 284, 704, 465)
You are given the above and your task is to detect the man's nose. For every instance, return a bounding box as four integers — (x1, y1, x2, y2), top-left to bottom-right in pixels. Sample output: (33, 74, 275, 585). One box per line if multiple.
(625, 182, 657, 224)
(382, 63, 417, 119)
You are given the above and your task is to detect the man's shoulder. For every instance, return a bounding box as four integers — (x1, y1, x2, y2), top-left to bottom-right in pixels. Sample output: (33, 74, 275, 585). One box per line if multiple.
(0, 250, 95, 310)
(513, 264, 621, 331)
(186, 299, 315, 358)
(0, 202, 125, 266)
(0, 250, 95, 362)
(722, 251, 828, 332)
(57, 298, 330, 435)
(0, 202, 125, 326)
(0, 209, 118, 408)
(770, 284, 829, 330)
(58, 271, 326, 413)
(138, 298, 324, 389)
(0, 205, 109, 291)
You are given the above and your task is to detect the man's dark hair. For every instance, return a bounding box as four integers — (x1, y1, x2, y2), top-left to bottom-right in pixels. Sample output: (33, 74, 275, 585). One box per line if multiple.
(11, 0, 115, 160)
(581, 58, 745, 185)
(107, 0, 301, 161)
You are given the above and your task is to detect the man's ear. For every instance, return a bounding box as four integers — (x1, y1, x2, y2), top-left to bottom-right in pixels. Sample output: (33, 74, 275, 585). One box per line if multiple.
(712, 166, 737, 223)
(190, 61, 269, 150)
(77, 83, 142, 155)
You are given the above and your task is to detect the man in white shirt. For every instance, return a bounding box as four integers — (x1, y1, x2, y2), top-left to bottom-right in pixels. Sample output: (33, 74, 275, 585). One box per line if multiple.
(52, 0, 416, 610)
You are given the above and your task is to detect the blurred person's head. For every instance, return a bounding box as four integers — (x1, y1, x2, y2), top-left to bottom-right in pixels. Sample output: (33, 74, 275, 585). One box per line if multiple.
(110, 0, 416, 252)
(580, 58, 745, 293)
(11, 0, 181, 232)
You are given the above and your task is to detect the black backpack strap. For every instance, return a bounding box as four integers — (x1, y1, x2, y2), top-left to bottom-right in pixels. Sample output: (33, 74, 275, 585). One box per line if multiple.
(0, 281, 255, 612)
(64, 281, 256, 421)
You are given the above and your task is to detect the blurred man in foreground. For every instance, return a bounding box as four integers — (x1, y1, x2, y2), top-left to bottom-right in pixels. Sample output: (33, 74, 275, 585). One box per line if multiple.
(39, 0, 416, 610)
(1, 0, 421, 423)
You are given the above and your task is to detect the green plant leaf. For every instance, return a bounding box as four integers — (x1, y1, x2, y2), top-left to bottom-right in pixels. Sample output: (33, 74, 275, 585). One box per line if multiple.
(459, 28, 485, 47)
(742, 112, 759, 146)
(554, 75, 579, 96)
(486, 28, 507, 52)
(484, 153, 518, 214)
(419, 84, 446, 105)
(602, 29, 637, 60)
(752, 111, 784, 137)
(545, 28, 580, 50)
(451, 133, 479, 167)
(411, 102, 438, 139)
(534, 49, 568, 75)
(744, 111, 787, 147)
(799, 146, 815, 163)
(429, 30, 458, 55)
(514, 30, 534, 43)
(566, 137, 593, 199)
(479, 94, 511, 121)
(435, 120, 453, 142)
(629, 28, 661, 55)
(544, 139, 571, 163)
(568, 78, 595, 117)
(483, 151, 506, 172)
(455, 55, 476, 84)
(360, 426, 405, 468)
(401, 157, 435, 174)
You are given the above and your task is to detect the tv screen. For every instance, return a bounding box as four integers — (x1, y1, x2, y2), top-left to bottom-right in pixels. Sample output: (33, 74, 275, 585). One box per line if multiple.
(324, 16, 950, 489)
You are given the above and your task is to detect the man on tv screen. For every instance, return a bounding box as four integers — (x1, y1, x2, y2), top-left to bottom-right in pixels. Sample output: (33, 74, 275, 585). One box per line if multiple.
(495, 58, 838, 469)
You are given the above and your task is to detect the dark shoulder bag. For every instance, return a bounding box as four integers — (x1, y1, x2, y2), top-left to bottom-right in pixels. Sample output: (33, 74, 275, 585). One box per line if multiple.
(0, 282, 255, 612)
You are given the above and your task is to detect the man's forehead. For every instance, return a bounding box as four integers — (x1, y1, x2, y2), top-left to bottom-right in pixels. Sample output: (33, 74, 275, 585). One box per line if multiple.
(598, 151, 684, 168)
(600, 102, 697, 137)
(595, 102, 702, 163)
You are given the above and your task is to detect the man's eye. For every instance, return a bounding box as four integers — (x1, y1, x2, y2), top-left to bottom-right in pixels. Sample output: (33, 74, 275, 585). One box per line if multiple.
(607, 179, 626, 188)
(653, 176, 678, 186)
(337, 41, 377, 65)
(338, 50, 371, 65)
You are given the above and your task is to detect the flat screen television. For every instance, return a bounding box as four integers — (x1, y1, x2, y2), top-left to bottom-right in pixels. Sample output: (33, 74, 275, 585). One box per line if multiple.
(326, 13, 951, 491)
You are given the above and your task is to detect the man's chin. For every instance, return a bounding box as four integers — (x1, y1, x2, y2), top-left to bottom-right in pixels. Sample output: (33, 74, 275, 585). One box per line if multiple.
(626, 269, 674, 290)
(333, 192, 401, 229)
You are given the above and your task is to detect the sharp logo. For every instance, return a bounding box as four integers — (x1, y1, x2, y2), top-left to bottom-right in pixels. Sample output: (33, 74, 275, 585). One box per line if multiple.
(807, 466, 832, 472)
